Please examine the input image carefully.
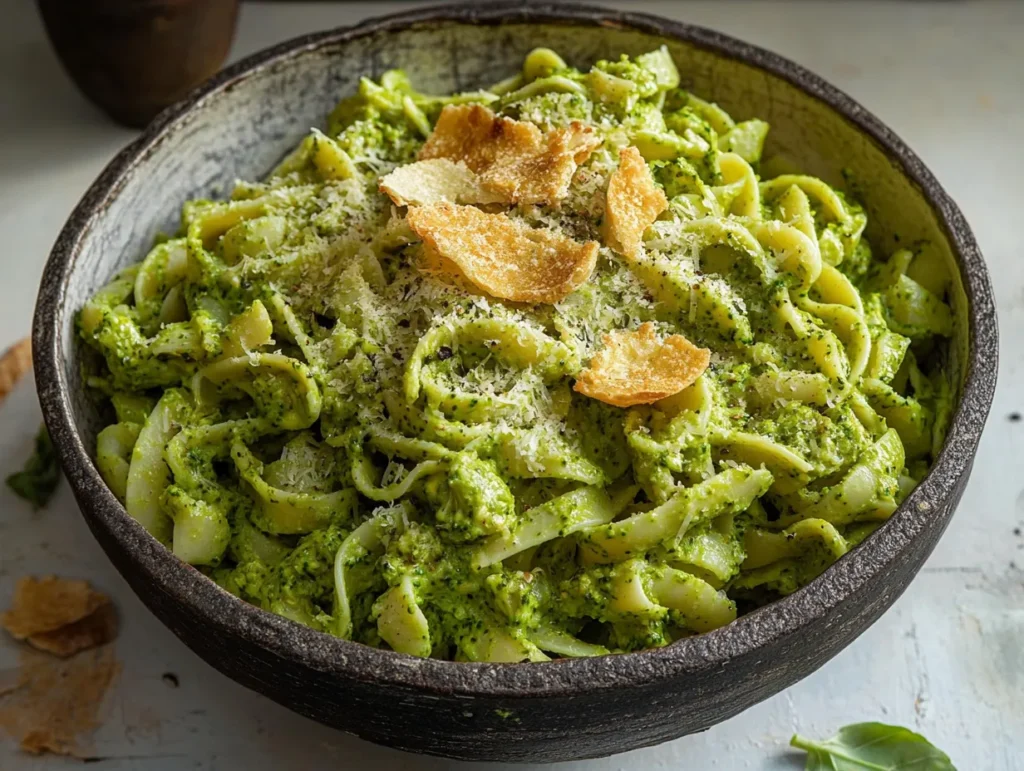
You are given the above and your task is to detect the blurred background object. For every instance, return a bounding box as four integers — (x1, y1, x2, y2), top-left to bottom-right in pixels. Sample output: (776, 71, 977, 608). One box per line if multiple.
(36, 0, 240, 128)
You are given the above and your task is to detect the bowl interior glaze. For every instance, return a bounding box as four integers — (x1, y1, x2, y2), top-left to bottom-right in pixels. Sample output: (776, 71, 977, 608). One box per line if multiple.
(34, 3, 996, 763)
(55, 9, 976, 445)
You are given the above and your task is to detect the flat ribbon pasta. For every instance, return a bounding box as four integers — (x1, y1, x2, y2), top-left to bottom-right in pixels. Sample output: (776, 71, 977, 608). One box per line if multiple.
(79, 46, 953, 661)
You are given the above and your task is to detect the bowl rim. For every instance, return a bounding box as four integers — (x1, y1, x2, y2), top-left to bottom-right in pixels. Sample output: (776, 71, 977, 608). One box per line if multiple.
(33, 1, 998, 699)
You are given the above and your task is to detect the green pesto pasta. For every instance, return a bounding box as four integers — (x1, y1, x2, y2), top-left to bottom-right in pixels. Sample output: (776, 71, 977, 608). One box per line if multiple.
(80, 47, 954, 661)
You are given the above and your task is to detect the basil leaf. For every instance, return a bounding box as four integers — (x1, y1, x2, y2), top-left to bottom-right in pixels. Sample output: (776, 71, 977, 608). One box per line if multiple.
(7, 425, 60, 510)
(790, 722, 956, 770)
(803, 749, 836, 771)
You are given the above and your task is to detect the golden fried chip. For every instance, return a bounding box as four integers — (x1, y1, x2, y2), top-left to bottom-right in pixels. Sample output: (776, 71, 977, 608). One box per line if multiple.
(574, 322, 710, 407)
(490, 123, 602, 204)
(0, 645, 120, 758)
(26, 603, 119, 659)
(1, 576, 108, 641)
(603, 146, 668, 260)
(379, 159, 504, 207)
(406, 203, 598, 304)
(418, 104, 601, 204)
(413, 244, 485, 299)
(419, 104, 539, 171)
(0, 337, 31, 402)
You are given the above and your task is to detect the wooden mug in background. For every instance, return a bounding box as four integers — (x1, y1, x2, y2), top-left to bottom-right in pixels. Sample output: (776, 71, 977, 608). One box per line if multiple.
(37, 0, 240, 129)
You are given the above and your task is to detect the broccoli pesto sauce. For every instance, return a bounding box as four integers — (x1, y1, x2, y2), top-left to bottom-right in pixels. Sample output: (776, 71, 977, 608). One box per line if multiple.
(80, 47, 954, 661)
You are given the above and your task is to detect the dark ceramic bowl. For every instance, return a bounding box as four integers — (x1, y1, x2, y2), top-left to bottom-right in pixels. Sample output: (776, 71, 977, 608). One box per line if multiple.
(33, 2, 997, 763)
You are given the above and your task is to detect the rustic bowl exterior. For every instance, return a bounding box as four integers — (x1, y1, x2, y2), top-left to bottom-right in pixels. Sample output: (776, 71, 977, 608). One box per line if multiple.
(32, 3, 997, 763)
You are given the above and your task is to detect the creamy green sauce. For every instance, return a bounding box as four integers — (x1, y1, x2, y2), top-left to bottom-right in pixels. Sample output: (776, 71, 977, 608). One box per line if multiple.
(80, 48, 953, 661)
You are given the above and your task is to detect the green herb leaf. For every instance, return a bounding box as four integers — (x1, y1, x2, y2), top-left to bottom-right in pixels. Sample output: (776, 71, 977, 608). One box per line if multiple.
(7, 425, 60, 510)
(791, 723, 956, 770)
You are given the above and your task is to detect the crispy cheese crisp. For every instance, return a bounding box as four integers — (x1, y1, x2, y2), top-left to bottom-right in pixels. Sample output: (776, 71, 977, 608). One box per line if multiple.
(379, 159, 504, 207)
(406, 203, 598, 304)
(418, 104, 601, 205)
(419, 104, 538, 170)
(483, 123, 602, 204)
(0, 645, 120, 757)
(1, 576, 109, 641)
(574, 322, 710, 407)
(603, 146, 668, 260)
(415, 245, 486, 298)
(0, 337, 31, 402)
(26, 603, 119, 658)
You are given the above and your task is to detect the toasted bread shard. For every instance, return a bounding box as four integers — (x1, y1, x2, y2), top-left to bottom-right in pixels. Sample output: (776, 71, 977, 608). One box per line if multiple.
(3, 645, 120, 757)
(1, 576, 108, 641)
(406, 203, 598, 304)
(1, 575, 119, 658)
(417, 104, 601, 205)
(379, 158, 504, 206)
(603, 146, 668, 259)
(26, 602, 119, 658)
(0, 337, 31, 402)
(574, 322, 710, 407)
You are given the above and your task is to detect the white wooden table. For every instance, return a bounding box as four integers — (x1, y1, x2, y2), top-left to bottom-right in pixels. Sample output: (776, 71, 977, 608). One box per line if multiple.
(2, 2, 1022, 768)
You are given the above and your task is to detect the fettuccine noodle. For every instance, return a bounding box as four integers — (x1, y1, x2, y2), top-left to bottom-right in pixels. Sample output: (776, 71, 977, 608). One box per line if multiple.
(81, 47, 953, 661)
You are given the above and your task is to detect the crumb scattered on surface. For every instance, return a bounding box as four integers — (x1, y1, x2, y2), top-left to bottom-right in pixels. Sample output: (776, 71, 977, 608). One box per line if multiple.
(1, 575, 109, 644)
(0, 576, 121, 756)
(0, 645, 120, 757)
(0, 337, 31, 402)
(25, 602, 118, 658)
